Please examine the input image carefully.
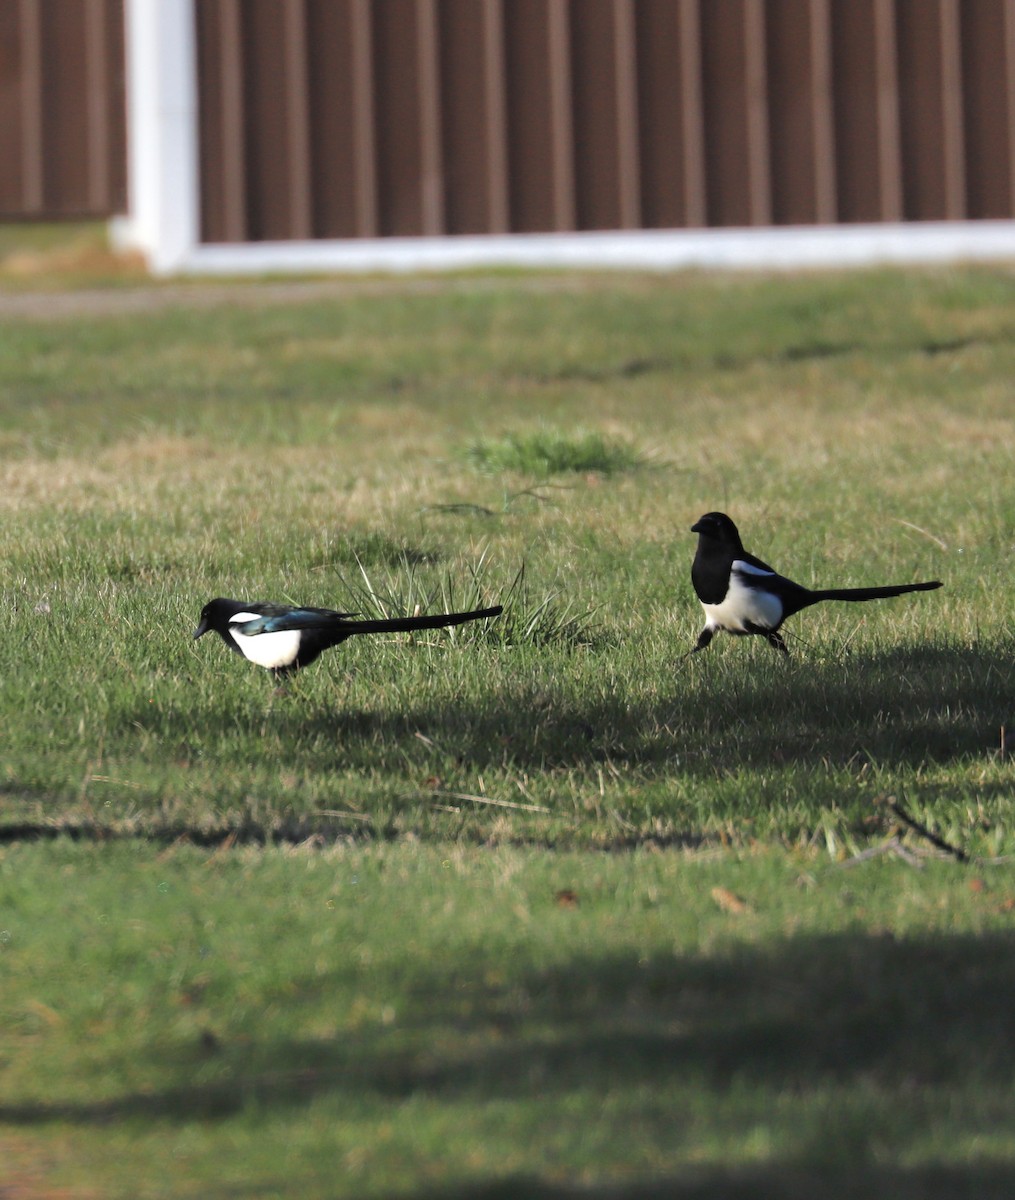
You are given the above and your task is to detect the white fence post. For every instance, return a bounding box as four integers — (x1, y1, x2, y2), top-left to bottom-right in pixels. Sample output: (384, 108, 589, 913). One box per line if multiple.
(114, 0, 199, 275)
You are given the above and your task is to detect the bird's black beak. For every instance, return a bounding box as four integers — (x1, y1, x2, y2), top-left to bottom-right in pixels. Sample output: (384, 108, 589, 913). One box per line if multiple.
(193, 618, 209, 640)
(690, 520, 705, 534)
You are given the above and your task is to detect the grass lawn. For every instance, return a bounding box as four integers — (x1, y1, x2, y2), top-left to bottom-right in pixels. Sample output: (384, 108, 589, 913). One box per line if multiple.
(1, 253, 1014, 1196)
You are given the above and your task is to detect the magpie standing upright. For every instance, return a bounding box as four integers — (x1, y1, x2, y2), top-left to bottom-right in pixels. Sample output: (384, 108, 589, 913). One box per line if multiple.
(687, 512, 942, 656)
(193, 598, 502, 679)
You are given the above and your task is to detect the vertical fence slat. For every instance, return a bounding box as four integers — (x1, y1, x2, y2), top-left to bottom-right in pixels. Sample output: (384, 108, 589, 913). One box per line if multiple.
(217, 0, 248, 241)
(503, 0, 552, 232)
(283, 0, 312, 238)
(830, 0, 884, 222)
(874, 0, 903, 220)
(960, 0, 1015, 217)
(809, 0, 837, 222)
(897, 0, 957, 220)
(701, 0, 760, 226)
(416, 0, 444, 234)
(547, 0, 575, 230)
(767, 0, 816, 223)
(768, 0, 836, 224)
(939, 0, 966, 218)
(437, 0, 496, 233)
(745, 0, 771, 225)
(482, 0, 510, 232)
(349, 0, 377, 237)
(678, 0, 706, 226)
(613, 0, 640, 228)
(1007, 0, 1015, 212)
(633, 0, 704, 229)
(106, 0, 127, 212)
(18, 0, 44, 211)
(306, 0, 364, 236)
(572, 0, 627, 230)
(84, 0, 111, 211)
(0, 4, 24, 212)
(373, 0, 430, 236)
(245, 0, 304, 239)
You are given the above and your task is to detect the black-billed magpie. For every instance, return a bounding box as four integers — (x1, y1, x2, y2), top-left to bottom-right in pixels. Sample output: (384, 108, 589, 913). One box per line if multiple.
(194, 598, 503, 678)
(688, 512, 942, 656)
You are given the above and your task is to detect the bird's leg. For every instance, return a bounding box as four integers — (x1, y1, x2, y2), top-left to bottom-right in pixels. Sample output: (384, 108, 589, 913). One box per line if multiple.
(681, 626, 714, 661)
(765, 630, 790, 656)
(743, 620, 790, 658)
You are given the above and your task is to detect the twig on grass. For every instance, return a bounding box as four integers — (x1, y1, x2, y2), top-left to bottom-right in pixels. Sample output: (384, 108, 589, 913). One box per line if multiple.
(506, 485, 574, 508)
(881, 795, 970, 864)
(889, 518, 949, 551)
(891, 841, 926, 868)
(409, 789, 550, 814)
(422, 503, 498, 517)
(837, 837, 907, 868)
(204, 830, 239, 863)
(835, 621, 863, 659)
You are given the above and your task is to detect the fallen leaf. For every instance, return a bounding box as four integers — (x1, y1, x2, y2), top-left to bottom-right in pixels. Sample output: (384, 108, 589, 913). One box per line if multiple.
(555, 889, 579, 908)
(711, 886, 750, 915)
(24, 998, 63, 1027)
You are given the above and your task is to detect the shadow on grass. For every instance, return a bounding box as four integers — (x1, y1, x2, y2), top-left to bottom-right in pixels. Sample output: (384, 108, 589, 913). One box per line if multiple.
(148, 642, 1013, 777)
(4, 641, 1003, 846)
(3, 930, 1015, 1197)
(393, 1164, 1015, 1200)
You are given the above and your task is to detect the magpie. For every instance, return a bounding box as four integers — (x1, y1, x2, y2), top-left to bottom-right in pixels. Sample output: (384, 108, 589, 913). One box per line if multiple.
(688, 512, 942, 656)
(193, 598, 503, 678)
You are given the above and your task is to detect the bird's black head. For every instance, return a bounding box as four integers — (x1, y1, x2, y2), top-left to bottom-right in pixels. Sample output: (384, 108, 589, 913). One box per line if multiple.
(194, 597, 245, 639)
(690, 512, 742, 545)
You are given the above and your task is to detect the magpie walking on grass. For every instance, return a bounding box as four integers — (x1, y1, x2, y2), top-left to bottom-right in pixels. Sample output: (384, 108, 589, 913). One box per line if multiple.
(194, 598, 502, 679)
(687, 512, 942, 657)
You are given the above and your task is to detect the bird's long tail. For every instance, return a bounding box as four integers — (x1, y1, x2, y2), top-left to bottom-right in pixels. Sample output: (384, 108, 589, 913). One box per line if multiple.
(339, 605, 503, 636)
(809, 581, 942, 603)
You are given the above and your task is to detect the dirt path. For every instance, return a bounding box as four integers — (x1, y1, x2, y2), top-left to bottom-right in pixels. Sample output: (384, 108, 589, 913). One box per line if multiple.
(0, 278, 460, 321)
(0, 271, 623, 322)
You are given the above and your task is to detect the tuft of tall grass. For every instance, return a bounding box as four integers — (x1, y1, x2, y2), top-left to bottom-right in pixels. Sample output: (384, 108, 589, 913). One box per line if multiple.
(484, 562, 599, 648)
(461, 429, 647, 478)
(328, 550, 597, 649)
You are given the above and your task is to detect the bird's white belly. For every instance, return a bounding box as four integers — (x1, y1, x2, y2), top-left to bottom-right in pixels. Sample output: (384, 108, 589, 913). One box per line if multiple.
(229, 618, 302, 669)
(702, 572, 783, 634)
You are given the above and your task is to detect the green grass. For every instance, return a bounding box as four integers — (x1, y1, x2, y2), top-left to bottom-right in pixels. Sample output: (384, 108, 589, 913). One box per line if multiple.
(2, 259, 1015, 1195)
(2, 265, 1012, 852)
(4, 840, 1015, 1199)
(0, 220, 147, 289)
(461, 429, 647, 477)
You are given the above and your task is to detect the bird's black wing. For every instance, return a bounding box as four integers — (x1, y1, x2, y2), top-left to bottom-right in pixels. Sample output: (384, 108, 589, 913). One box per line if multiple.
(233, 606, 358, 636)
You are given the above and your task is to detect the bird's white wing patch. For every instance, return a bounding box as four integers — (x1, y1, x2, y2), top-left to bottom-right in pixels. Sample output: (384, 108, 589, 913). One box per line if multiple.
(732, 559, 775, 578)
(701, 566, 783, 634)
(228, 614, 302, 669)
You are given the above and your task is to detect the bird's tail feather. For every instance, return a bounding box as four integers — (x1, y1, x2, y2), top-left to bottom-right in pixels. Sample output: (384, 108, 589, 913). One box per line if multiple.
(339, 605, 503, 636)
(808, 581, 942, 603)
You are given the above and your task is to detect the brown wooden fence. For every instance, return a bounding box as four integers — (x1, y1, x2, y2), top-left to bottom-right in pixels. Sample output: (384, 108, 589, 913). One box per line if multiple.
(195, 0, 1015, 244)
(3, 1, 1015, 240)
(0, 0, 126, 219)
